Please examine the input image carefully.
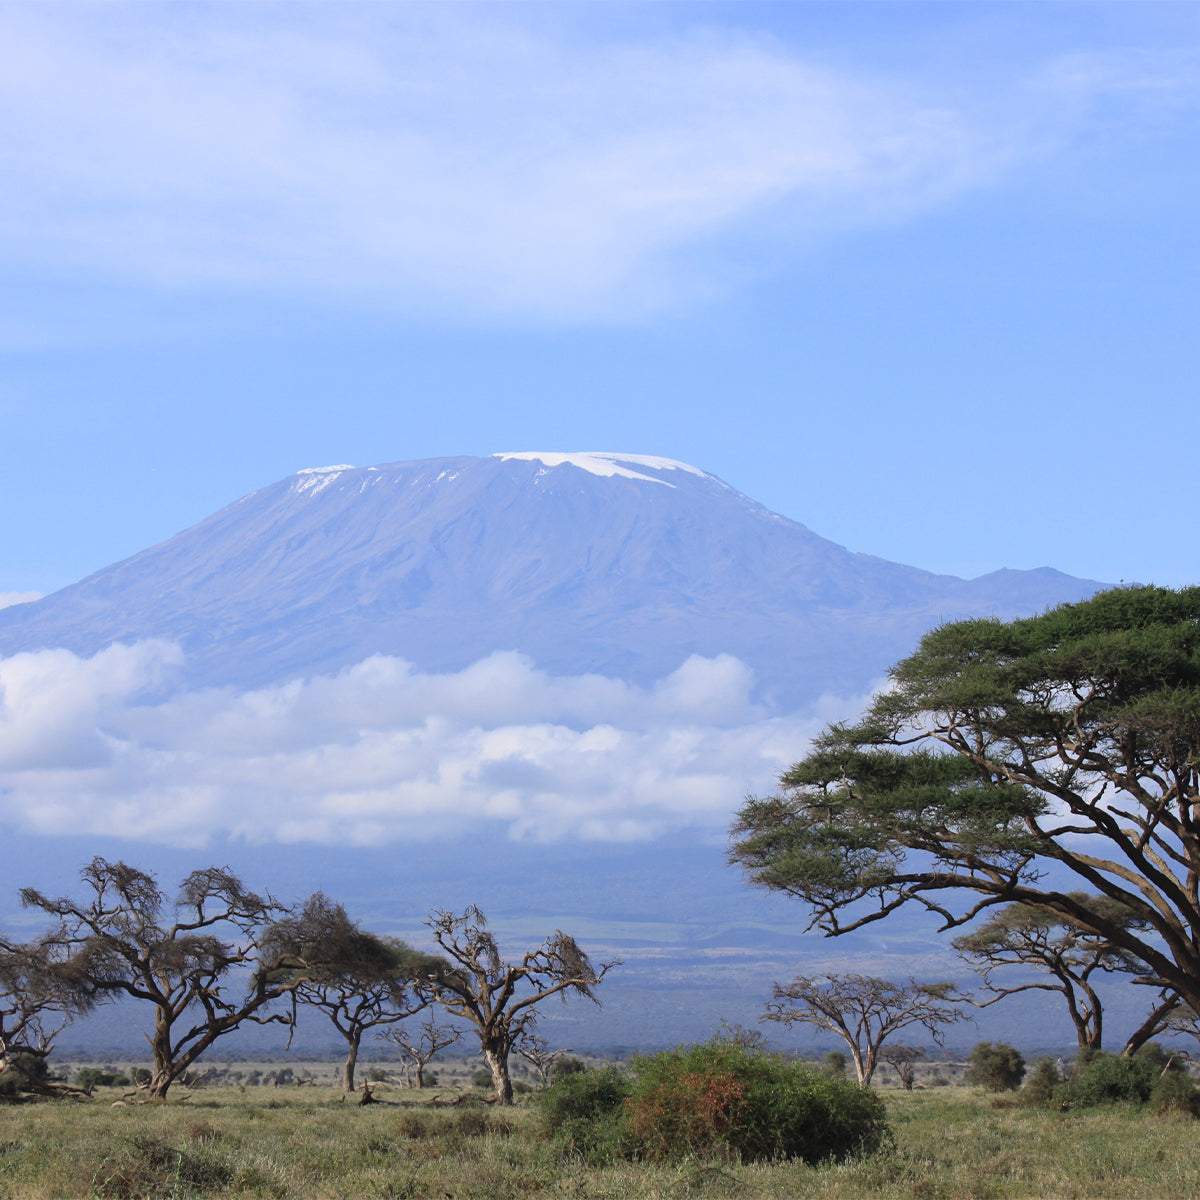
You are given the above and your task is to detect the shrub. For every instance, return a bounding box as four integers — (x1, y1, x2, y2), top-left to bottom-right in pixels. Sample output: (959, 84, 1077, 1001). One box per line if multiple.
(76, 1067, 131, 1091)
(1134, 1041, 1187, 1074)
(823, 1051, 848, 1076)
(1020, 1058, 1061, 1108)
(552, 1055, 588, 1081)
(966, 1042, 1025, 1092)
(1151, 1069, 1200, 1116)
(471, 1069, 494, 1090)
(625, 1037, 888, 1164)
(1055, 1051, 1158, 1109)
(0, 1051, 49, 1098)
(538, 1065, 631, 1165)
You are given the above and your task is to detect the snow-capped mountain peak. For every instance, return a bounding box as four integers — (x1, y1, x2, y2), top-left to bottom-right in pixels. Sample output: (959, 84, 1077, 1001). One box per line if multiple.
(493, 451, 710, 487)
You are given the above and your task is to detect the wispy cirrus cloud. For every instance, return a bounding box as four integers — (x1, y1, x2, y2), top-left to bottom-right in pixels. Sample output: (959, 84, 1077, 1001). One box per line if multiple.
(0, 3, 1152, 321)
(0, 642, 873, 848)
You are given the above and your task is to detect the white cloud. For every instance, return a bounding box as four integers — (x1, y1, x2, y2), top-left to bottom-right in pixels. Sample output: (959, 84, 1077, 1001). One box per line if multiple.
(0, 643, 875, 848)
(0, 4, 1083, 319)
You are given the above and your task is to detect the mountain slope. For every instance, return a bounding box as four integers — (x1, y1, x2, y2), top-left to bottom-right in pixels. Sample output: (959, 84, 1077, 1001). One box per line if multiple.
(0, 452, 1105, 707)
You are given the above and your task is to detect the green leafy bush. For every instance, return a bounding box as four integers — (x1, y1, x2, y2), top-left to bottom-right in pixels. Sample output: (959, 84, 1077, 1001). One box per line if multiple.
(538, 1065, 631, 1165)
(1055, 1052, 1158, 1109)
(551, 1055, 588, 1080)
(625, 1037, 888, 1164)
(0, 1051, 49, 1098)
(822, 1051, 848, 1076)
(1020, 1058, 1061, 1108)
(966, 1042, 1025, 1092)
(76, 1067, 131, 1091)
(1151, 1069, 1200, 1116)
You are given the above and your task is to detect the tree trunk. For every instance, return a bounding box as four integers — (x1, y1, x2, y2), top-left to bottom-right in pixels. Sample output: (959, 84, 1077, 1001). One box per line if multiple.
(483, 1042, 514, 1104)
(414, 1061, 425, 1088)
(148, 1014, 176, 1099)
(343, 1031, 362, 1092)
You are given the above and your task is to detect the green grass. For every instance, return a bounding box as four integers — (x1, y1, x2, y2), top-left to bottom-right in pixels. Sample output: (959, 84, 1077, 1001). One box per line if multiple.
(1, 1085, 1199, 1198)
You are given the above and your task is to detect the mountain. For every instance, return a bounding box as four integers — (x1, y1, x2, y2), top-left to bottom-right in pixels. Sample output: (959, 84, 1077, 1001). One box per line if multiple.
(0, 452, 1122, 1051)
(0, 452, 1105, 708)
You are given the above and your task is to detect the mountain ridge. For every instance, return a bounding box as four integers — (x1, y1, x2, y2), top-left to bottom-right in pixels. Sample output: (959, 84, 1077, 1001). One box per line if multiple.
(0, 452, 1107, 708)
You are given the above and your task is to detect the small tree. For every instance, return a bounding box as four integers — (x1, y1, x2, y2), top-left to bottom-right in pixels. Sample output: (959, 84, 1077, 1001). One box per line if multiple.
(952, 896, 1164, 1052)
(381, 1016, 462, 1088)
(881, 1043, 925, 1090)
(425, 906, 618, 1104)
(281, 894, 443, 1092)
(763, 974, 967, 1084)
(0, 934, 94, 1097)
(517, 1029, 570, 1088)
(22, 858, 372, 1099)
(966, 1041, 1025, 1091)
(822, 1050, 847, 1076)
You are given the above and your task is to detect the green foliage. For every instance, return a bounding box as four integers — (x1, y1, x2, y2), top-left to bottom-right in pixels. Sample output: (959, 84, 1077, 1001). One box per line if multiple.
(1055, 1052, 1158, 1109)
(1150, 1069, 1200, 1116)
(91, 1133, 233, 1199)
(730, 585, 1200, 1017)
(76, 1066, 131, 1091)
(551, 1055, 588, 1080)
(965, 1042, 1025, 1092)
(823, 1050, 848, 1076)
(624, 1038, 888, 1164)
(538, 1065, 631, 1165)
(1020, 1058, 1061, 1107)
(1132, 1041, 1184, 1073)
(472, 1069, 494, 1089)
(0, 1051, 46, 1098)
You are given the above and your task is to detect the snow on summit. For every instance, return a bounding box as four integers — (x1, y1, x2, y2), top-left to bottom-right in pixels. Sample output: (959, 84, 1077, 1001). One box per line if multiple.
(494, 452, 710, 487)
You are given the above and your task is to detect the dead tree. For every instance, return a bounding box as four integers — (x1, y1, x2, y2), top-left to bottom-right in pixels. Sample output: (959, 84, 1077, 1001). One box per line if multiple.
(381, 1016, 462, 1088)
(516, 1029, 570, 1088)
(425, 906, 618, 1104)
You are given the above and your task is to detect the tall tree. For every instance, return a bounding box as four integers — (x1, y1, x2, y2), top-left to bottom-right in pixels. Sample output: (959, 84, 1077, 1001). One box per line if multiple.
(763, 974, 964, 1084)
(951, 895, 1168, 1051)
(22, 858, 366, 1098)
(281, 894, 443, 1092)
(730, 586, 1200, 1016)
(425, 906, 617, 1104)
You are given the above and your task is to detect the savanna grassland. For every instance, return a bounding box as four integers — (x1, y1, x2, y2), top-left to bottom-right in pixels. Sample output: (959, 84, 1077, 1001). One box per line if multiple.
(1, 1081, 1199, 1200)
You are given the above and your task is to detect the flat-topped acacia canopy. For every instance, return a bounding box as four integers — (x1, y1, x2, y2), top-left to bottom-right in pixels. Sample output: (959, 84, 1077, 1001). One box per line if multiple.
(730, 584, 1200, 1014)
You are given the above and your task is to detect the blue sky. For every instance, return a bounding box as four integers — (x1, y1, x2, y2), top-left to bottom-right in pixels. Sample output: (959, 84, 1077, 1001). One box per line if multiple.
(3, 0, 1199, 598)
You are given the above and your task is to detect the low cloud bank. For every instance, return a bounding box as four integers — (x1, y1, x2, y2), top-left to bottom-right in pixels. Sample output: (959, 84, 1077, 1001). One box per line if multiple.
(0, 642, 874, 848)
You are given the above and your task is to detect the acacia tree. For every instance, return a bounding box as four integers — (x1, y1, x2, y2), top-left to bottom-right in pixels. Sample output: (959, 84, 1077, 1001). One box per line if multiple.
(763, 974, 965, 1084)
(880, 1043, 925, 1090)
(277, 895, 444, 1093)
(0, 934, 94, 1096)
(951, 895, 1173, 1052)
(425, 906, 618, 1104)
(22, 859, 369, 1099)
(516, 1029, 570, 1088)
(381, 1016, 462, 1088)
(731, 586, 1200, 1018)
